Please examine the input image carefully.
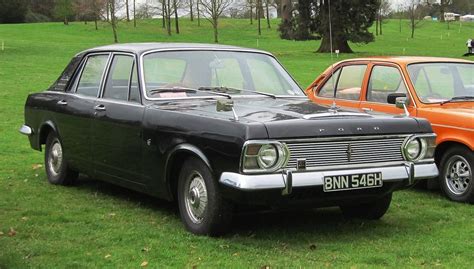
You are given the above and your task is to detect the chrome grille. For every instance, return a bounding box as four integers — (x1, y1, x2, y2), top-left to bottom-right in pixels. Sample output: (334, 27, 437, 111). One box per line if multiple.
(285, 136, 407, 169)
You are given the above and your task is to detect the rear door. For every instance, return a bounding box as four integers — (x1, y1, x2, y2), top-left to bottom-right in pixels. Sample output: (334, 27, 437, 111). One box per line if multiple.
(312, 63, 368, 110)
(91, 53, 146, 185)
(57, 53, 110, 174)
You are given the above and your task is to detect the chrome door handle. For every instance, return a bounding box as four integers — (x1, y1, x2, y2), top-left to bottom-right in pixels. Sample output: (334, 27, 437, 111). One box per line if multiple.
(94, 104, 106, 111)
(361, 107, 373, 112)
(57, 100, 68, 106)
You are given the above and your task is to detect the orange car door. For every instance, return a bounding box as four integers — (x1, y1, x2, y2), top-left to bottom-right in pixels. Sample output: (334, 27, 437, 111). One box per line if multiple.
(310, 64, 369, 110)
(360, 64, 416, 116)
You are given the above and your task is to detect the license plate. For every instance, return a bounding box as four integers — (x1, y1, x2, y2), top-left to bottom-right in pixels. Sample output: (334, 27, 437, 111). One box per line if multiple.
(323, 172, 383, 192)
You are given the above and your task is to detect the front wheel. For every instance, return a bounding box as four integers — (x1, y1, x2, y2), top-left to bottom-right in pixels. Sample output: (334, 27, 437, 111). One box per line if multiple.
(439, 146, 473, 203)
(177, 157, 232, 236)
(340, 193, 392, 220)
(44, 132, 78, 185)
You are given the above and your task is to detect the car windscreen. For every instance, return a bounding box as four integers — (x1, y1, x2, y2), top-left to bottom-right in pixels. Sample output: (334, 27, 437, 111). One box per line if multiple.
(142, 50, 304, 98)
(407, 62, 474, 103)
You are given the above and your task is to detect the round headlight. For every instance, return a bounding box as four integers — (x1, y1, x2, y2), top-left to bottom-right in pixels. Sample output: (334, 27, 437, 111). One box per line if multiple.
(406, 138, 421, 160)
(257, 144, 278, 169)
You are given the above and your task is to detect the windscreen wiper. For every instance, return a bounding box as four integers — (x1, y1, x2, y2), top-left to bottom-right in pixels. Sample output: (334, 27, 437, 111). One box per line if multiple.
(198, 86, 277, 99)
(440, 95, 474, 105)
(149, 87, 232, 99)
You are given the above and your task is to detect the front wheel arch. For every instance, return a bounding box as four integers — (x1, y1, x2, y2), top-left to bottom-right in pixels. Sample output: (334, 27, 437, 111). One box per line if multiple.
(38, 121, 58, 151)
(165, 144, 213, 201)
(435, 141, 471, 165)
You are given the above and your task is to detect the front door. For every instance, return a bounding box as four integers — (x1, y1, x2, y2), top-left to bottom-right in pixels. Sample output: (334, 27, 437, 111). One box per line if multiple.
(91, 53, 146, 185)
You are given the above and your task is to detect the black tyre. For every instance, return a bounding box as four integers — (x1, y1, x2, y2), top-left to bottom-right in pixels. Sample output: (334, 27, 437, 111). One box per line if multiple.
(177, 157, 232, 236)
(340, 193, 392, 220)
(439, 146, 473, 203)
(44, 132, 78, 185)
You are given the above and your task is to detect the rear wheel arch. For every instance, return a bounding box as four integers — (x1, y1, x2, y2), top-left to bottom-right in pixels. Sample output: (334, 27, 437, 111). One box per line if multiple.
(38, 121, 58, 150)
(165, 144, 213, 201)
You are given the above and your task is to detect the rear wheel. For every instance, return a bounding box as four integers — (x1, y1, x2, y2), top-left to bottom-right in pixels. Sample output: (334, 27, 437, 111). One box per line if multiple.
(177, 157, 232, 236)
(439, 146, 473, 203)
(340, 193, 392, 220)
(44, 132, 78, 185)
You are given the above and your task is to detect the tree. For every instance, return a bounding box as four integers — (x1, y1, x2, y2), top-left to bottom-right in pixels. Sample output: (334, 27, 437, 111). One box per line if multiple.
(278, 0, 379, 53)
(108, 0, 118, 42)
(196, 0, 201, 26)
(200, 0, 232, 43)
(265, 0, 270, 28)
(248, 0, 253, 24)
(133, 0, 136, 27)
(375, 0, 390, 36)
(125, 0, 130, 21)
(439, 0, 452, 22)
(189, 0, 194, 21)
(278, 0, 292, 39)
(54, 0, 75, 25)
(257, 0, 261, 35)
(173, 0, 179, 34)
(0, 0, 28, 23)
(407, 0, 423, 38)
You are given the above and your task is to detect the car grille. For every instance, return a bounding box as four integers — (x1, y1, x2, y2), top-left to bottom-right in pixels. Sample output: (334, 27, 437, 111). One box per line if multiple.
(285, 136, 407, 169)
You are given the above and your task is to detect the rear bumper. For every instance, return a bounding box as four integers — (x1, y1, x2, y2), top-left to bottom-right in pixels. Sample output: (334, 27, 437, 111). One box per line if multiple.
(219, 163, 438, 191)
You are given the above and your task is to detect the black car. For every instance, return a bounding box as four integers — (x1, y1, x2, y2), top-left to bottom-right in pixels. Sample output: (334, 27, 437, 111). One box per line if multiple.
(20, 43, 438, 235)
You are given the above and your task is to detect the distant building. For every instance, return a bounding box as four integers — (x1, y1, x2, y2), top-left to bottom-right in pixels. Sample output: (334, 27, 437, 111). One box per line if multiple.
(460, 15, 474, 22)
(444, 12, 461, 21)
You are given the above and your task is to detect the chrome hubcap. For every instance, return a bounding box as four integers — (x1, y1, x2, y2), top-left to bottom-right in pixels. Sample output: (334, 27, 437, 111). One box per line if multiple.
(48, 141, 63, 176)
(184, 171, 208, 224)
(445, 155, 471, 195)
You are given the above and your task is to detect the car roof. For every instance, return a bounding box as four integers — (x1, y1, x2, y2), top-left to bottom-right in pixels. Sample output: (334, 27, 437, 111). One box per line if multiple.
(337, 56, 473, 65)
(78, 42, 272, 56)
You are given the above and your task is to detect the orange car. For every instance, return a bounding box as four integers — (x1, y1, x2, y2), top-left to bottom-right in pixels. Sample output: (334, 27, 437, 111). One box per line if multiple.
(306, 57, 473, 203)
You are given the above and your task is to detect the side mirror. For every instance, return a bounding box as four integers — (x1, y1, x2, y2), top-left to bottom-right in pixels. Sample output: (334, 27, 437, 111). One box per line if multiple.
(387, 93, 407, 104)
(395, 97, 408, 109)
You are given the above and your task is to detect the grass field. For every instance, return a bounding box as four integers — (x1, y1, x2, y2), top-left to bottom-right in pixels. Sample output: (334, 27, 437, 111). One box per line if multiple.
(0, 18, 473, 268)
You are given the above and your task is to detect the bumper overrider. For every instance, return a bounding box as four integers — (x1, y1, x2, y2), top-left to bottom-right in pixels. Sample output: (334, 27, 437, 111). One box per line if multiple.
(219, 134, 439, 198)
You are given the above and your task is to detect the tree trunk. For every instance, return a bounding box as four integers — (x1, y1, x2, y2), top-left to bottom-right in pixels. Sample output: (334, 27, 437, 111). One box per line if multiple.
(173, 0, 179, 33)
(411, 17, 415, 38)
(257, 0, 261, 35)
(265, 0, 270, 28)
(213, 18, 218, 43)
(317, 36, 353, 53)
(110, 0, 118, 43)
(281, 0, 291, 22)
(375, 15, 379, 36)
(189, 0, 194, 21)
(126, 0, 130, 21)
(380, 18, 382, 35)
(162, 0, 166, 28)
(249, 0, 253, 25)
(106, 3, 110, 22)
(133, 0, 136, 27)
(197, 0, 200, 26)
(95, 16, 98, 30)
(167, 0, 172, 35)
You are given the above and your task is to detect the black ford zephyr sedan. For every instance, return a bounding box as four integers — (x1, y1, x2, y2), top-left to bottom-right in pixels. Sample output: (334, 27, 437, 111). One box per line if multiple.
(21, 43, 439, 235)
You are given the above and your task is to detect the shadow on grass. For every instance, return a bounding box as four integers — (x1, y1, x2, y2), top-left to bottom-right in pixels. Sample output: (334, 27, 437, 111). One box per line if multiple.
(72, 175, 411, 240)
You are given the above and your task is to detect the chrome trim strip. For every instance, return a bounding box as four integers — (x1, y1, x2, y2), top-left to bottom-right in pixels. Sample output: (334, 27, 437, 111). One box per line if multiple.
(431, 124, 474, 132)
(280, 134, 411, 143)
(19, 125, 33, 136)
(219, 163, 438, 190)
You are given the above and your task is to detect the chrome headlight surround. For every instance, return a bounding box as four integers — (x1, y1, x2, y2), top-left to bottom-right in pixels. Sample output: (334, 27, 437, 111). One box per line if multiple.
(240, 141, 290, 174)
(402, 134, 436, 162)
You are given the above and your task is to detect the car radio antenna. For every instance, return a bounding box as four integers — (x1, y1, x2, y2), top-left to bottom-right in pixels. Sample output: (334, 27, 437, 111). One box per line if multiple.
(327, 0, 338, 113)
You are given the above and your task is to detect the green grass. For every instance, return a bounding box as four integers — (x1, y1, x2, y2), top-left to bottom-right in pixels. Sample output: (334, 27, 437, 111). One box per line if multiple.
(1, 19, 473, 268)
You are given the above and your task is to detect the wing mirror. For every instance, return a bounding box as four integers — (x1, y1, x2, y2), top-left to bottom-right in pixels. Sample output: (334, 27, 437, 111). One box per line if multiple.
(216, 99, 239, 121)
(387, 93, 410, 116)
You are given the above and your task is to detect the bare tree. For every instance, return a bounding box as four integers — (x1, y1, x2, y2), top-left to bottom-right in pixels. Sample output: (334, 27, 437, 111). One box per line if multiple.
(200, 0, 232, 42)
(196, 0, 201, 25)
(173, 0, 179, 33)
(248, 0, 253, 24)
(133, 0, 136, 27)
(257, 0, 261, 35)
(189, 0, 194, 21)
(109, 0, 118, 42)
(125, 0, 130, 21)
(407, 0, 423, 38)
(265, 0, 270, 28)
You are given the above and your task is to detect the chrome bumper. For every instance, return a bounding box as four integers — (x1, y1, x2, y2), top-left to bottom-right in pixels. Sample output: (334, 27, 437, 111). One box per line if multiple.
(19, 124, 33, 136)
(219, 163, 438, 192)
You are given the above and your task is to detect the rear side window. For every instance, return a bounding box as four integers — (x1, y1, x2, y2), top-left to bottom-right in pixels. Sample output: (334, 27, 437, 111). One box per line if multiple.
(76, 55, 109, 97)
(335, 65, 367, 100)
(318, 69, 341, 98)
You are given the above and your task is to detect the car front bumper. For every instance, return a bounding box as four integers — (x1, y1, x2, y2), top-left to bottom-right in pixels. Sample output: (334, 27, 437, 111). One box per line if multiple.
(219, 162, 438, 193)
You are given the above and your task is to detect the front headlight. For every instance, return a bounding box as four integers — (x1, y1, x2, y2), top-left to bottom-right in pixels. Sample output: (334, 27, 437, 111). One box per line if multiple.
(241, 141, 290, 173)
(403, 134, 436, 162)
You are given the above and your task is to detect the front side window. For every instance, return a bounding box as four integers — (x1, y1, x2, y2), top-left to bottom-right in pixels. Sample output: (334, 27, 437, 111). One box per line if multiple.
(407, 63, 474, 103)
(103, 55, 134, 101)
(142, 51, 303, 98)
(76, 55, 109, 97)
(367, 66, 407, 103)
